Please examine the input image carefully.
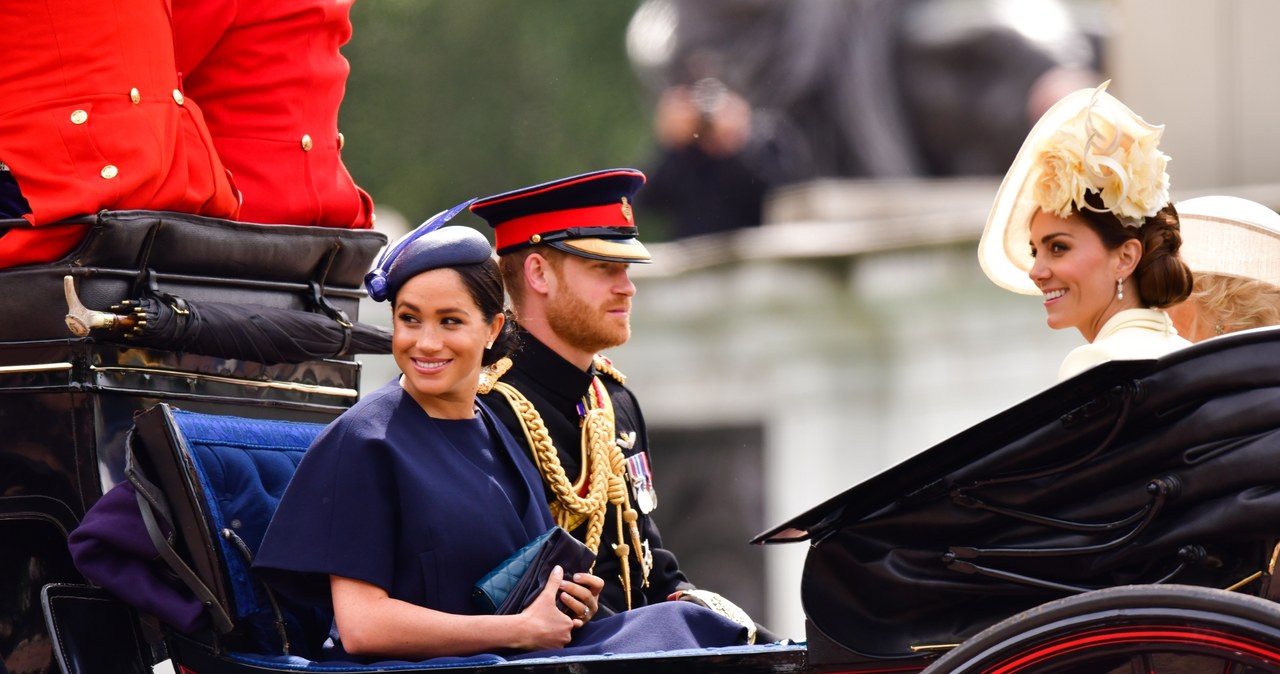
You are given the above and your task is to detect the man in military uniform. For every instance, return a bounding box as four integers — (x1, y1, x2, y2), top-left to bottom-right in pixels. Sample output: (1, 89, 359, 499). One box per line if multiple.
(471, 168, 771, 641)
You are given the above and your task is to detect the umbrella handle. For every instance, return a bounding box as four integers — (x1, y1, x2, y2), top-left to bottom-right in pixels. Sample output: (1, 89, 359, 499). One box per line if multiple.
(63, 275, 139, 337)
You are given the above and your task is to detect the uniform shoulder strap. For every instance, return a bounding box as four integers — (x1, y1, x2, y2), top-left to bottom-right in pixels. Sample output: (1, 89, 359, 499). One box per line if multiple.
(593, 354, 626, 384)
(477, 357, 514, 394)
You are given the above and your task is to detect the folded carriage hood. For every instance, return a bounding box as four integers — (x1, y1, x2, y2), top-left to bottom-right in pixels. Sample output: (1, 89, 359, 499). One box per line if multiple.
(754, 327, 1280, 658)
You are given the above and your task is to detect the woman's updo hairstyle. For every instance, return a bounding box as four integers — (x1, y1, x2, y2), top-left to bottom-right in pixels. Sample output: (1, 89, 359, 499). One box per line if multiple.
(1077, 190, 1194, 308)
(451, 260, 520, 366)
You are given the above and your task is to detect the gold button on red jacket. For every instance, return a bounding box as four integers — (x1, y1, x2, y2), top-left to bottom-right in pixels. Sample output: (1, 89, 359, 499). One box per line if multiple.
(0, 0, 240, 268)
(173, 0, 374, 231)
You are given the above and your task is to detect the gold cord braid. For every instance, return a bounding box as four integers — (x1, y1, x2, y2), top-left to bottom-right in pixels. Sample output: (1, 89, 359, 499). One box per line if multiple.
(491, 380, 610, 553)
(476, 357, 513, 395)
(581, 397, 633, 607)
(588, 380, 652, 604)
(481, 358, 653, 609)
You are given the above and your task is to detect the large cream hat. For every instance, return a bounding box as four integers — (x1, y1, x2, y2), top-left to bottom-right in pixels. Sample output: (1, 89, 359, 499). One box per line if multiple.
(1175, 195, 1280, 288)
(979, 81, 1171, 295)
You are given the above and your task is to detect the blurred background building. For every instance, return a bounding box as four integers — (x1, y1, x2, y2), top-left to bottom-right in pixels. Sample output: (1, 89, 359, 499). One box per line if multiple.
(346, 0, 1280, 639)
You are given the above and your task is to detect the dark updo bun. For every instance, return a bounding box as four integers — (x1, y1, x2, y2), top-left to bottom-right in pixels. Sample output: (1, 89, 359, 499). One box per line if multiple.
(1132, 205, 1194, 308)
(1078, 193, 1194, 308)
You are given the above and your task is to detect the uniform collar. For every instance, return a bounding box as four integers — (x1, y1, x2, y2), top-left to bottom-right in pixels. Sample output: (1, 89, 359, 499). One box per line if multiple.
(508, 327, 596, 410)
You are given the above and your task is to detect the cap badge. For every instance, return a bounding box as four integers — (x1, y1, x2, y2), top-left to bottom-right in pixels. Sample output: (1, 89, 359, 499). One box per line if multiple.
(620, 197, 634, 225)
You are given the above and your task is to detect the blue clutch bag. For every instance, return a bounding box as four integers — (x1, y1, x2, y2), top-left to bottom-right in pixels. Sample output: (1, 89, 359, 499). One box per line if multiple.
(471, 526, 596, 615)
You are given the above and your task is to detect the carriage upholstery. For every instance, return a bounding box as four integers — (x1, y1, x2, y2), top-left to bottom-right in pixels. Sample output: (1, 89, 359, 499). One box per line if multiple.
(125, 404, 333, 658)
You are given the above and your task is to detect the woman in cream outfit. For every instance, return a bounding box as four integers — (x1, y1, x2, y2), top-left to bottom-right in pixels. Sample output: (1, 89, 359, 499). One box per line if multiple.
(1167, 195, 1280, 341)
(979, 82, 1195, 381)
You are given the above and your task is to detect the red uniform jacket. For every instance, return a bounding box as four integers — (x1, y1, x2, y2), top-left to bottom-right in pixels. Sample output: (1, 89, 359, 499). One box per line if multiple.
(173, 0, 374, 230)
(0, 0, 241, 268)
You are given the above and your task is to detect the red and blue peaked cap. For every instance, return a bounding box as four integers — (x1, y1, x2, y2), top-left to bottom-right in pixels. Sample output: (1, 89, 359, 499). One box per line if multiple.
(469, 168, 651, 263)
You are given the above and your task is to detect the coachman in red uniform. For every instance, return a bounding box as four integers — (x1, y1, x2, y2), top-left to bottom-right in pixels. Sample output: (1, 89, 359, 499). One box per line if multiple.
(172, 0, 374, 230)
(0, 0, 242, 268)
(0, 0, 375, 270)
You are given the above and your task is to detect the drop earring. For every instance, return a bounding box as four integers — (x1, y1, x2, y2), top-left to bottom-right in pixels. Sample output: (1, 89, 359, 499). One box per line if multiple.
(1116, 278, 1124, 301)
(485, 341, 494, 350)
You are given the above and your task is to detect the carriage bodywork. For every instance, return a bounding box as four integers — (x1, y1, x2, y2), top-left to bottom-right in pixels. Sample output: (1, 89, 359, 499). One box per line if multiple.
(2, 212, 1278, 674)
(0, 212, 381, 673)
(758, 326, 1280, 672)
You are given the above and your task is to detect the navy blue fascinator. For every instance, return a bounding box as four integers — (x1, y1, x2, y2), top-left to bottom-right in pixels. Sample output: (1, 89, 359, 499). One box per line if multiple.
(364, 198, 491, 302)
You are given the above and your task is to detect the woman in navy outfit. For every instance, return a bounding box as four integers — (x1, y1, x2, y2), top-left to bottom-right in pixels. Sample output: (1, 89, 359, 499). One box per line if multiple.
(254, 202, 745, 662)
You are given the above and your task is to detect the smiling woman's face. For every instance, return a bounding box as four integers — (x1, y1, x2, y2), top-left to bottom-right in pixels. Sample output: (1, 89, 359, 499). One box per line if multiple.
(392, 268, 501, 419)
(1027, 209, 1130, 342)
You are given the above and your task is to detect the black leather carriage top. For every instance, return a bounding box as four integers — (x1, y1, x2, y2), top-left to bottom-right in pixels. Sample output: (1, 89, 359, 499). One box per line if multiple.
(0, 210, 386, 342)
(755, 327, 1280, 661)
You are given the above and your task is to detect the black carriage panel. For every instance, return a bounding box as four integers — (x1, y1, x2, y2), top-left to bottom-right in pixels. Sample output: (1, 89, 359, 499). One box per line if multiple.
(41, 583, 152, 674)
(758, 328, 1280, 665)
(0, 519, 82, 673)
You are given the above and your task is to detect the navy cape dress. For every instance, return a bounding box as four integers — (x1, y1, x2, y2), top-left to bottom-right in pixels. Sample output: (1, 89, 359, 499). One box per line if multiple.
(254, 380, 745, 663)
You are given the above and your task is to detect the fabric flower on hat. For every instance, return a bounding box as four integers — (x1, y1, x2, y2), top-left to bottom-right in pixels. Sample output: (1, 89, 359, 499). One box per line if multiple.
(1118, 132, 1171, 222)
(1033, 128, 1089, 219)
(1029, 82, 1170, 228)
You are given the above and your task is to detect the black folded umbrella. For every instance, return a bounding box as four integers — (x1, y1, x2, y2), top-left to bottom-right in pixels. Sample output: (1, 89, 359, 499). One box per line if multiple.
(64, 276, 390, 364)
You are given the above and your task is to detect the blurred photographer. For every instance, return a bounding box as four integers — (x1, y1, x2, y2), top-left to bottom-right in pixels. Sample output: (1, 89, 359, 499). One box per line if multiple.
(637, 50, 809, 239)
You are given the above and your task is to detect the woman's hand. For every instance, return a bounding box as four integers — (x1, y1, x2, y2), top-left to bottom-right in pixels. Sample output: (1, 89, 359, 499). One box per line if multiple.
(513, 565, 576, 650)
(560, 570, 603, 625)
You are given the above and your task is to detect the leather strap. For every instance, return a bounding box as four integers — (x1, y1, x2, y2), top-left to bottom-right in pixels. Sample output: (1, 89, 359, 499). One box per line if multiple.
(124, 437, 235, 634)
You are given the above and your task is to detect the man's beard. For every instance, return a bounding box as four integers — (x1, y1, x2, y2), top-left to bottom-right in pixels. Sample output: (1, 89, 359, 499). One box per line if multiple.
(545, 286, 630, 355)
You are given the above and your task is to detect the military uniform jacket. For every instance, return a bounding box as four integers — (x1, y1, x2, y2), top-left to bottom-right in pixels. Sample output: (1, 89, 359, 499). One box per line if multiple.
(480, 332, 693, 614)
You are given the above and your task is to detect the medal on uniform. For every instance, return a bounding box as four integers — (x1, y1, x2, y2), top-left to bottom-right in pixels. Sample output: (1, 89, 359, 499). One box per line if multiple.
(624, 450, 658, 513)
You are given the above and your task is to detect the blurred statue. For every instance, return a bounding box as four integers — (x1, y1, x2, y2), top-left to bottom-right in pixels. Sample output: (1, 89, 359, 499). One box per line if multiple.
(626, 0, 1101, 238)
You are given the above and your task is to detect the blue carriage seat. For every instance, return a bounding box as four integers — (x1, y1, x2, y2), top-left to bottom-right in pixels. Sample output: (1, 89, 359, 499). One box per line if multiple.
(125, 403, 333, 659)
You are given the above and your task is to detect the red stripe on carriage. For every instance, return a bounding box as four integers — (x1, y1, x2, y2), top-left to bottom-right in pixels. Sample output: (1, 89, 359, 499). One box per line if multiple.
(987, 626, 1280, 674)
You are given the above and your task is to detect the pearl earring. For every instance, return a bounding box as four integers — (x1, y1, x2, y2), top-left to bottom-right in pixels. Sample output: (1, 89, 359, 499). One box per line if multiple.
(1116, 278, 1124, 301)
